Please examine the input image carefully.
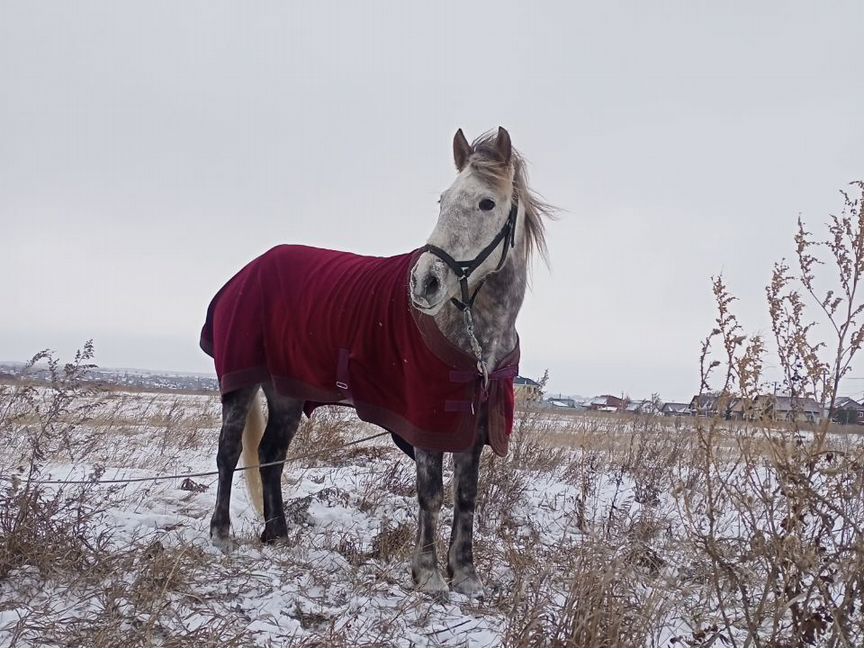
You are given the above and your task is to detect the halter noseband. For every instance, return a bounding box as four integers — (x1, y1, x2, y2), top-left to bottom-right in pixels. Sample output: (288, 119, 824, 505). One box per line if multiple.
(419, 199, 519, 388)
(420, 199, 518, 313)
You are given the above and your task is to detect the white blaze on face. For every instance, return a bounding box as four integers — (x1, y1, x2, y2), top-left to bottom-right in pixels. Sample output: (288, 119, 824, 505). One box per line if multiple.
(410, 167, 515, 314)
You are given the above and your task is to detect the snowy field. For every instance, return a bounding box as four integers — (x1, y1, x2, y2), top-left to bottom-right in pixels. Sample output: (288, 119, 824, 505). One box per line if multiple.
(2, 381, 863, 647)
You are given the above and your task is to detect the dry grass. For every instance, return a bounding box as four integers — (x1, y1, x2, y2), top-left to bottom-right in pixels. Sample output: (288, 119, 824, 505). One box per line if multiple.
(0, 353, 257, 648)
(2, 371, 863, 646)
(0, 357, 691, 647)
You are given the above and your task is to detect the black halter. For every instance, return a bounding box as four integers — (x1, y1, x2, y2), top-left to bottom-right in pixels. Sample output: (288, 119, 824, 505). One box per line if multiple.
(421, 200, 518, 312)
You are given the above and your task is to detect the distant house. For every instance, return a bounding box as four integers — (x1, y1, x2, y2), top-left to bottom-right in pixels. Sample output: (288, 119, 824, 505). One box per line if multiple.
(689, 393, 742, 419)
(834, 396, 860, 409)
(728, 397, 759, 420)
(624, 400, 662, 416)
(689, 394, 721, 417)
(774, 395, 824, 422)
(662, 402, 692, 417)
(514, 376, 543, 403)
(587, 395, 625, 412)
(546, 397, 577, 409)
(753, 394, 824, 423)
(833, 397, 864, 424)
(623, 401, 642, 414)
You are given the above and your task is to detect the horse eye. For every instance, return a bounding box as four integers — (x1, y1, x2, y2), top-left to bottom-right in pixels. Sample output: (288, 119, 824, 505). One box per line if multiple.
(479, 198, 495, 211)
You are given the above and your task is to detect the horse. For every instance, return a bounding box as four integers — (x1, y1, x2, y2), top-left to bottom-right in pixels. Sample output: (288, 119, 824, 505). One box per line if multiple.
(200, 126, 552, 597)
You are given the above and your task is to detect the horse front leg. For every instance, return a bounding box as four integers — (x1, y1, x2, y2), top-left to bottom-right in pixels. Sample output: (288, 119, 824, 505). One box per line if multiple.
(448, 439, 485, 597)
(412, 449, 448, 595)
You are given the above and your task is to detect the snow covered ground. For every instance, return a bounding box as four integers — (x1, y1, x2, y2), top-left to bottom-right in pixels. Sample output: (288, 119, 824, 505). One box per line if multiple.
(1, 385, 862, 647)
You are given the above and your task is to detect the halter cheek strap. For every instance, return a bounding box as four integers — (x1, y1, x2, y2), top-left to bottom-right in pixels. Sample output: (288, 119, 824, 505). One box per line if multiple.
(420, 199, 518, 312)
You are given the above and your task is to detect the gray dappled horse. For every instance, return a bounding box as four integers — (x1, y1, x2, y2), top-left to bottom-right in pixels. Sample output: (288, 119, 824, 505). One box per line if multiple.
(203, 127, 552, 597)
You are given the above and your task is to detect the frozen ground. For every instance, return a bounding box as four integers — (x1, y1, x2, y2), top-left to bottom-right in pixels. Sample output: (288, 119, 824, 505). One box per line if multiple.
(1, 385, 862, 647)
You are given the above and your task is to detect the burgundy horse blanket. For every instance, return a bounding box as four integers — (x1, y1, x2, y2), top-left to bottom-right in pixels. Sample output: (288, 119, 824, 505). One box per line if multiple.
(200, 245, 519, 456)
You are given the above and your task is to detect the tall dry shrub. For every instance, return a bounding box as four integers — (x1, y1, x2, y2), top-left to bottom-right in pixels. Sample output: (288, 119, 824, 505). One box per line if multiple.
(0, 342, 111, 580)
(680, 182, 864, 647)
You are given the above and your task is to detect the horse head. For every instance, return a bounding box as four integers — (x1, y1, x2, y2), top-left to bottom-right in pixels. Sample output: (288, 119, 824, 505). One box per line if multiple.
(410, 127, 523, 315)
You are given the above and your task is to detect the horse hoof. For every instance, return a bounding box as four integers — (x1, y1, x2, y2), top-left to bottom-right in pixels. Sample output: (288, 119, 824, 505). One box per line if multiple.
(450, 572, 485, 598)
(210, 533, 236, 553)
(260, 525, 288, 544)
(412, 568, 449, 600)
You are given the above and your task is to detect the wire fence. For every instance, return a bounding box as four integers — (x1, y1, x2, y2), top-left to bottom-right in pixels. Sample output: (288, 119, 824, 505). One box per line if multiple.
(1, 431, 391, 486)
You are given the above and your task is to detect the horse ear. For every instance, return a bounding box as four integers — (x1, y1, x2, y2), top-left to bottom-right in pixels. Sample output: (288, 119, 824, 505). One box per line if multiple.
(495, 127, 512, 166)
(453, 128, 472, 171)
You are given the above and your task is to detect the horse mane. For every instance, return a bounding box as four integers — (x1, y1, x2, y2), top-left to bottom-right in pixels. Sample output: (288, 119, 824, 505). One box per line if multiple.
(467, 130, 556, 266)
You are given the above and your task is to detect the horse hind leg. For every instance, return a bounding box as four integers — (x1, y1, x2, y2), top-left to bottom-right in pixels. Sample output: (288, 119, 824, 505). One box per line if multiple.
(412, 449, 448, 597)
(210, 385, 259, 550)
(258, 384, 303, 544)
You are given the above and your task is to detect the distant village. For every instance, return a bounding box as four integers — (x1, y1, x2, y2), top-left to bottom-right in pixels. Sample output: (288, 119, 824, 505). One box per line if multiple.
(4, 361, 864, 426)
(0, 362, 218, 393)
(514, 376, 864, 425)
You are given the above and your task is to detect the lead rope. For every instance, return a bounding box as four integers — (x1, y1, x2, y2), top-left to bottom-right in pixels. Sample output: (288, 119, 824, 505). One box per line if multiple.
(463, 307, 489, 391)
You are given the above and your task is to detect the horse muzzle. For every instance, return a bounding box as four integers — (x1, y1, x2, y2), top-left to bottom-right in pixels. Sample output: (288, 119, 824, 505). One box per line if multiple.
(410, 255, 452, 314)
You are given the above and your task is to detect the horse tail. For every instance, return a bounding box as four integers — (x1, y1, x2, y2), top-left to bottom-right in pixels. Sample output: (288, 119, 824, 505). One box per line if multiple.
(242, 391, 266, 516)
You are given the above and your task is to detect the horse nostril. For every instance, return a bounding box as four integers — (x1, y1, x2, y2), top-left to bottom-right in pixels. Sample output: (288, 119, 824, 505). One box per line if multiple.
(423, 274, 440, 296)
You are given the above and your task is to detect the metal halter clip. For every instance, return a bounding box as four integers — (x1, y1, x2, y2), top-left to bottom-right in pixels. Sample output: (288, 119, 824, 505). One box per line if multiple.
(477, 360, 489, 391)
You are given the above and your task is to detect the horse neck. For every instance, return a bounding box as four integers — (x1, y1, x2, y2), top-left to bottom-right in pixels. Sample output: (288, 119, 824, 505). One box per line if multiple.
(433, 246, 527, 368)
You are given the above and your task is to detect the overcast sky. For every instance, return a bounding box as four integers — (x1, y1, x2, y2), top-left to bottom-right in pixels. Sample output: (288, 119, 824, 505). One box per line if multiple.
(1, 2, 862, 401)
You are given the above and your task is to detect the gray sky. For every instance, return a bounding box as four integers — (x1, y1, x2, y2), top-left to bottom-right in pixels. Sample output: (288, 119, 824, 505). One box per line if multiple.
(1, 2, 862, 401)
